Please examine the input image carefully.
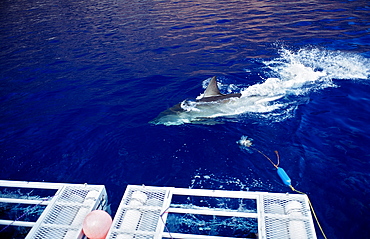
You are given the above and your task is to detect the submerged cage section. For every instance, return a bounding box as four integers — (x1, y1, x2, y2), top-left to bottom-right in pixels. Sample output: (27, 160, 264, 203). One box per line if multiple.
(0, 180, 107, 239)
(107, 185, 317, 239)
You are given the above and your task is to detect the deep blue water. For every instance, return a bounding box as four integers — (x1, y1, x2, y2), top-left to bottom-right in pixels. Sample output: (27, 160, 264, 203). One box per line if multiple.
(1, 0, 370, 238)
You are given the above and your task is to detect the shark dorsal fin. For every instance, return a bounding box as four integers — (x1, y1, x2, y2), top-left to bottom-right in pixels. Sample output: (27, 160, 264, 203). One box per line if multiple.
(203, 76, 224, 97)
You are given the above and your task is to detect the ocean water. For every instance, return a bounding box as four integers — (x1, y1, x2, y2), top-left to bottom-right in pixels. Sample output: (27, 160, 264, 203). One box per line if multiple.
(1, 0, 370, 238)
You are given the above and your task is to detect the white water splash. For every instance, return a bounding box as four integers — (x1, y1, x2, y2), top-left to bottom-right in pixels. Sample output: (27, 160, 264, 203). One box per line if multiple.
(238, 47, 369, 121)
(189, 169, 275, 191)
(151, 47, 370, 125)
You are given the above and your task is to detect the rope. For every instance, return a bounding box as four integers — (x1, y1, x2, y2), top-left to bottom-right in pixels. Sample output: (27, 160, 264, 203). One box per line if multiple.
(250, 147, 280, 169)
(290, 186, 328, 239)
(0, 196, 52, 234)
(274, 150, 280, 168)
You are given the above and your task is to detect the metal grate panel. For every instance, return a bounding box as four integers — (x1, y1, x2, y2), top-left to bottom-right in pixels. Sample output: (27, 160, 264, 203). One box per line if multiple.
(31, 226, 80, 239)
(107, 186, 171, 239)
(26, 184, 107, 239)
(262, 194, 316, 239)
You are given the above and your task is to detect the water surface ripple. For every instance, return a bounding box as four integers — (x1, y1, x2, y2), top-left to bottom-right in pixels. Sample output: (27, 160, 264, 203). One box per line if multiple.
(1, 0, 370, 238)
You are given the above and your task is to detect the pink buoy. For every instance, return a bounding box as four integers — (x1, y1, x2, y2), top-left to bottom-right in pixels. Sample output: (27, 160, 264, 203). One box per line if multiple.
(83, 210, 112, 239)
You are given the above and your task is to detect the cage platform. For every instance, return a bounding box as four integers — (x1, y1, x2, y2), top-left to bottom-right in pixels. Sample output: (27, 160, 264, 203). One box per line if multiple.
(107, 185, 317, 239)
(0, 181, 317, 239)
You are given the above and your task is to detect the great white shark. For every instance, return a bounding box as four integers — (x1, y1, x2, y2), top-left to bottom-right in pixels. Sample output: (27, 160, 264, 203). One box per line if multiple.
(150, 76, 243, 125)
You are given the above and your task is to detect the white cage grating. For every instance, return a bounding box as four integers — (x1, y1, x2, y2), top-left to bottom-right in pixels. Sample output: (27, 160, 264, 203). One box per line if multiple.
(261, 194, 316, 239)
(31, 227, 80, 239)
(107, 185, 317, 239)
(1, 181, 318, 239)
(107, 186, 171, 239)
(25, 184, 107, 239)
(265, 217, 313, 239)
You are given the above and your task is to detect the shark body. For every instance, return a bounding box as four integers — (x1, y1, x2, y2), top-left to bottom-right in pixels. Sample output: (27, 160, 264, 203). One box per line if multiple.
(150, 76, 242, 125)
